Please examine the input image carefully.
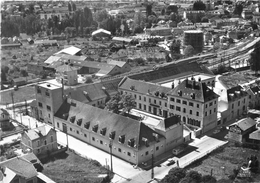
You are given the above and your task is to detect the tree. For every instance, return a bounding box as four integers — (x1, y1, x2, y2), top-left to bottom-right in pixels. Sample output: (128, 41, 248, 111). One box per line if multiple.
(120, 94, 136, 114)
(1, 69, 7, 82)
(193, 1, 206, 11)
(202, 175, 217, 183)
(68, 2, 72, 12)
(105, 93, 136, 114)
(1, 20, 20, 37)
(249, 41, 260, 75)
(133, 10, 145, 31)
(184, 45, 195, 57)
(182, 171, 202, 183)
(168, 167, 186, 182)
(166, 4, 178, 15)
(201, 16, 209, 22)
(72, 2, 76, 11)
(233, 3, 243, 16)
(20, 70, 28, 77)
(170, 39, 181, 54)
(105, 93, 122, 114)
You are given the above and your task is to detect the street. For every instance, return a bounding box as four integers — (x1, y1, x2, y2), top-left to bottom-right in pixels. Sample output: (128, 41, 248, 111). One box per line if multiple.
(1, 105, 229, 183)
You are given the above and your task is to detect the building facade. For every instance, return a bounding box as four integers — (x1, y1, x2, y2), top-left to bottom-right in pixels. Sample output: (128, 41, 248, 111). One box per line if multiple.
(167, 78, 219, 134)
(54, 99, 183, 165)
(21, 125, 58, 157)
(35, 82, 64, 125)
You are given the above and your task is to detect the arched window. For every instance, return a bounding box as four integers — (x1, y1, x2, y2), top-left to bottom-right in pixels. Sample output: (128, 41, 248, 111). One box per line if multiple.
(183, 116, 186, 122)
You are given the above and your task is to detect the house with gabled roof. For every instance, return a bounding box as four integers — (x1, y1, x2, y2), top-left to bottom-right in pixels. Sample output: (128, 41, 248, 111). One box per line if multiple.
(228, 118, 257, 143)
(0, 155, 38, 183)
(21, 125, 58, 157)
(54, 98, 179, 165)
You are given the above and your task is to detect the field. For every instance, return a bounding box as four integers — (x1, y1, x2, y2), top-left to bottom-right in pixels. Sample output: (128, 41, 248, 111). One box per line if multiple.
(186, 142, 260, 182)
(42, 150, 112, 183)
(0, 85, 36, 105)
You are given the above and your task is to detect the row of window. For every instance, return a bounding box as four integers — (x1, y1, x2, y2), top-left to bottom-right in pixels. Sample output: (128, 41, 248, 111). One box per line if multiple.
(38, 102, 52, 111)
(170, 105, 201, 116)
(36, 136, 54, 147)
(37, 88, 50, 97)
(231, 98, 246, 109)
(171, 98, 217, 109)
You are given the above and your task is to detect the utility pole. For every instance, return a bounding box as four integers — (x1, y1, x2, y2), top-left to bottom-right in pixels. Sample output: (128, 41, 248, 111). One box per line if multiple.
(109, 141, 113, 173)
(25, 100, 28, 115)
(10, 92, 15, 119)
(151, 154, 154, 179)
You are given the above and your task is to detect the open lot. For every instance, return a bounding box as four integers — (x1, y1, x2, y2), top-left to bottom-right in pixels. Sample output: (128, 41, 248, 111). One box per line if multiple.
(186, 142, 260, 182)
(0, 85, 35, 105)
(42, 150, 112, 183)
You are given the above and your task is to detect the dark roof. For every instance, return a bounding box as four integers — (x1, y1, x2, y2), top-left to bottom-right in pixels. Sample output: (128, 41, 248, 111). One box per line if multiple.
(227, 85, 248, 102)
(250, 85, 260, 95)
(229, 118, 257, 131)
(65, 82, 118, 103)
(167, 78, 219, 102)
(119, 77, 171, 95)
(129, 61, 213, 82)
(0, 156, 37, 179)
(155, 116, 180, 131)
(12, 77, 27, 83)
(54, 100, 165, 150)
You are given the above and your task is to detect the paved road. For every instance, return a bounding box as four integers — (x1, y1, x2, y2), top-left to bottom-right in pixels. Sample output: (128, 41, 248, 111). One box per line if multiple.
(2, 105, 228, 183)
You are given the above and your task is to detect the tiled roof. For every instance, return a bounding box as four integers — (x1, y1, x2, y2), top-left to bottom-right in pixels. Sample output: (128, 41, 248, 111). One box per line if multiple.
(119, 77, 171, 95)
(25, 125, 53, 140)
(0, 156, 37, 179)
(56, 64, 79, 72)
(230, 118, 257, 131)
(167, 78, 219, 102)
(249, 129, 260, 141)
(65, 82, 118, 103)
(54, 100, 165, 150)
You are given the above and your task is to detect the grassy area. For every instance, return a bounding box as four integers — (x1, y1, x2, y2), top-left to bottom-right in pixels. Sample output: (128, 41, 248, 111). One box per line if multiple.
(42, 150, 112, 183)
(186, 142, 260, 182)
(0, 85, 35, 105)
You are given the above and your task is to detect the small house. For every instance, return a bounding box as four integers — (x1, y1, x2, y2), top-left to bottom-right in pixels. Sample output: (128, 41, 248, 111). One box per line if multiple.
(21, 125, 58, 158)
(228, 118, 257, 143)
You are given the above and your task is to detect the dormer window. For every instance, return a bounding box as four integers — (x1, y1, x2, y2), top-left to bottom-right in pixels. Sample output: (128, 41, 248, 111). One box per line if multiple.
(142, 137, 149, 147)
(84, 122, 90, 129)
(109, 131, 115, 140)
(130, 86, 135, 90)
(178, 90, 182, 96)
(77, 118, 82, 126)
(70, 116, 76, 123)
(118, 135, 125, 144)
(128, 138, 135, 147)
(190, 93, 195, 99)
(153, 133, 159, 142)
(92, 125, 98, 133)
(100, 128, 107, 136)
(63, 113, 69, 120)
